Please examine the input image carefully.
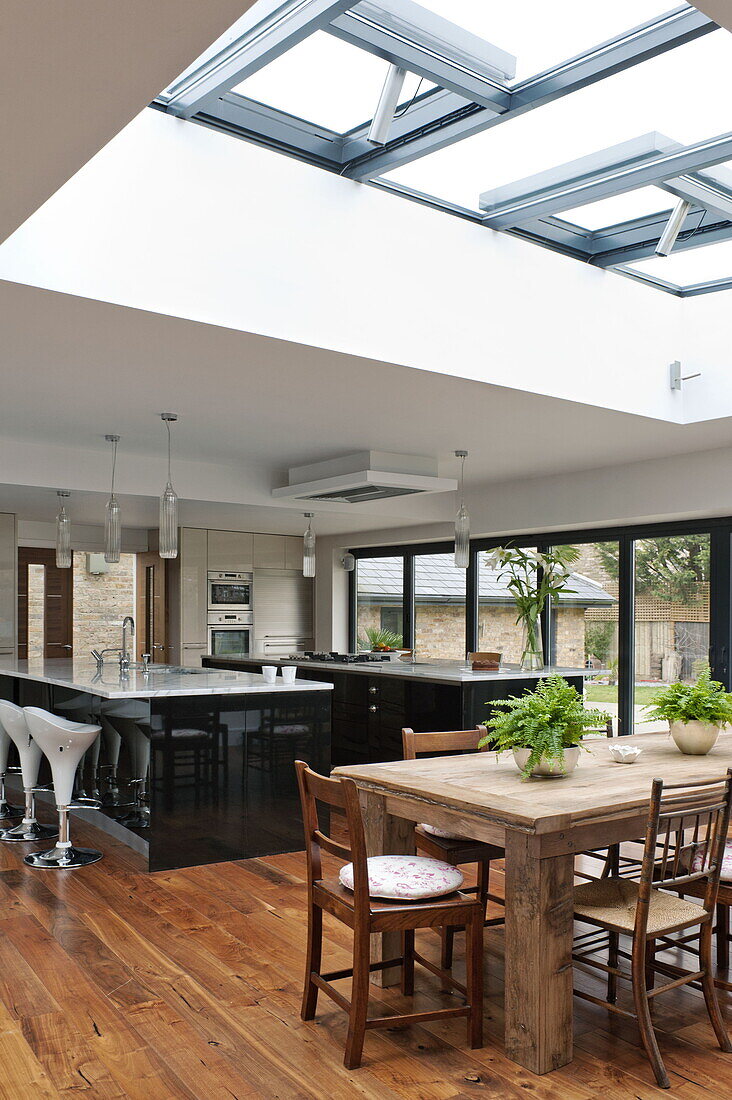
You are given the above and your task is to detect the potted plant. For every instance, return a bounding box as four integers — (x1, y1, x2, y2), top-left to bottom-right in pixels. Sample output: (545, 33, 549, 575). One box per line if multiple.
(478, 675, 611, 779)
(484, 545, 580, 671)
(644, 669, 732, 755)
(358, 627, 405, 659)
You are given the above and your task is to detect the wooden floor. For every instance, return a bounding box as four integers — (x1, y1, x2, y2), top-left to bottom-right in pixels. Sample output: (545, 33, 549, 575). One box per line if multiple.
(0, 817, 730, 1099)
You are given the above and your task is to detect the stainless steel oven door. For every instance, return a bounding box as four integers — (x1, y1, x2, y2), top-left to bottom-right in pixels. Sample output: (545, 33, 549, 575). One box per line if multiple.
(207, 571, 253, 612)
(207, 612, 254, 659)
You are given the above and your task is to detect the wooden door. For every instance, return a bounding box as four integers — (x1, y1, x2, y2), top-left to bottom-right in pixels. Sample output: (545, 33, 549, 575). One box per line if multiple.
(136, 551, 168, 662)
(17, 547, 73, 660)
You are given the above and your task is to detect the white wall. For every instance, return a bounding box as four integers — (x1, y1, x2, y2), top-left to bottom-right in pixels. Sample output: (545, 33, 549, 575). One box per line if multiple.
(2, 107, 724, 424)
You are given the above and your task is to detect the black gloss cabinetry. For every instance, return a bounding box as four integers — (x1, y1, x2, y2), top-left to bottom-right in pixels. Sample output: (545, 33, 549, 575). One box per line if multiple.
(203, 659, 583, 767)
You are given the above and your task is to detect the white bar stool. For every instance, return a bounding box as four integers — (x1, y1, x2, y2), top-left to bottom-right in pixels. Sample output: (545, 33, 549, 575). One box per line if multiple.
(23, 707, 103, 868)
(0, 701, 58, 842)
(0, 712, 23, 822)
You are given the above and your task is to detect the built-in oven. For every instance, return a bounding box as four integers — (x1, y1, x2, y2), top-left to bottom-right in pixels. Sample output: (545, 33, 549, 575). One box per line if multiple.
(207, 612, 254, 659)
(208, 571, 253, 612)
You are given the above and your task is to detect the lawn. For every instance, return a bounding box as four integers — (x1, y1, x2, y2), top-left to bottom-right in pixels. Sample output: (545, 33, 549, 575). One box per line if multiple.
(585, 684, 660, 705)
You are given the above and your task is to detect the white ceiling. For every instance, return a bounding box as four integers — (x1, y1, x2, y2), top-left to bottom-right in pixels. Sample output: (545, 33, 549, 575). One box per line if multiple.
(0, 0, 250, 244)
(1, 279, 732, 535)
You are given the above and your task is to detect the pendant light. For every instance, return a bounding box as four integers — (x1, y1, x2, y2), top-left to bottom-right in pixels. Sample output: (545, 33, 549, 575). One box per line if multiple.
(454, 449, 470, 569)
(104, 434, 121, 563)
(159, 413, 179, 559)
(303, 513, 316, 578)
(55, 491, 72, 569)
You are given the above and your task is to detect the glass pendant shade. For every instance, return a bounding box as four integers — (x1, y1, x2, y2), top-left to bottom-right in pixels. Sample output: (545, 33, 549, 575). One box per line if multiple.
(55, 493, 71, 569)
(454, 503, 470, 568)
(159, 413, 179, 559)
(159, 483, 178, 559)
(104, 434, 121, 563)
(303, 514, 316, 578)
(454, 450, 470, 569)
(105, 495, 121, 563)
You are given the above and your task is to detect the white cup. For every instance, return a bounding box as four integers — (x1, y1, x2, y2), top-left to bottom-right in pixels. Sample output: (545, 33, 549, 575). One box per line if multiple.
(262, 665, 277, 684)
(281, 665, 297, 684)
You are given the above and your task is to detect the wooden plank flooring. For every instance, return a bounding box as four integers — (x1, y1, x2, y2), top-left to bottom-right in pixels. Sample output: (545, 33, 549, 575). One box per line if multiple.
(0, 817, 730, 1099)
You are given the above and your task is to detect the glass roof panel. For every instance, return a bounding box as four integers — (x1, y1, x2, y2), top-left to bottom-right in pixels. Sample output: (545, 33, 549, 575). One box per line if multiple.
(625, 239, 732, 287)
(234, 30, 433, 133)
(382, 30, 732, 212)
(416, 1, 681, 83)
(559, 187, 674, 231)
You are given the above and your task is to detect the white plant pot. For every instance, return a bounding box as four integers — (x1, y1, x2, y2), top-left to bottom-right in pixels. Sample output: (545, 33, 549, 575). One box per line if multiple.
(512, 745, 580, 778)
(669, 720, 721, 756)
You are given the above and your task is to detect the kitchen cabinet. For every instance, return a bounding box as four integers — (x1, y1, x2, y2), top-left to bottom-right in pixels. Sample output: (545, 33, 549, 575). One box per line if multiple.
(284, 535, 303, 571)
(253, 534, 286, 569)
(208, 530, 253, 572)
(0, 513, 16, 653)
(180, 528, 208, 662)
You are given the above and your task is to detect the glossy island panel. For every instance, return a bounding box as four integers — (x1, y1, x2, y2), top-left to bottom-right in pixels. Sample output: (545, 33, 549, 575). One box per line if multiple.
(0, 673, 331, 871)
(204, 657, 587, 766)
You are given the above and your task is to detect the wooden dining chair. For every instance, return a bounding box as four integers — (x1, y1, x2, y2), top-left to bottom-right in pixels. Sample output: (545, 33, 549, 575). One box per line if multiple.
(295, 760, 484, 1069)
(402, 727, 504, 971)
(572, 770, 732, 1089)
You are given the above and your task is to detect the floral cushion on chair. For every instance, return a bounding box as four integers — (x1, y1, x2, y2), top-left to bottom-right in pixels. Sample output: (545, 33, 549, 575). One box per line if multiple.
(419, 822, 470, 841)
(691, 839, 732, 881)
(339, 855, 464, 900)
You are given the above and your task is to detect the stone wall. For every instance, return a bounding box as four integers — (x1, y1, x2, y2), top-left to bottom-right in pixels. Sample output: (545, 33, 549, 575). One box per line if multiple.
(72, 552, 136, 657)
(358, 599, 587, 663)
(27, 564, 45, 659)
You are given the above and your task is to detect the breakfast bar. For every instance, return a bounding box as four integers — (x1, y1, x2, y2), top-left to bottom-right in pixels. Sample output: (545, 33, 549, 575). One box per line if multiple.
(0, 658, 332, 871)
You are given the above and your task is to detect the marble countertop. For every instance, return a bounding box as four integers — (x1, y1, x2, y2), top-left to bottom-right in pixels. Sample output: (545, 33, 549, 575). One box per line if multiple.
(209, 655, 606, 687)
(0, 658, 333, 700)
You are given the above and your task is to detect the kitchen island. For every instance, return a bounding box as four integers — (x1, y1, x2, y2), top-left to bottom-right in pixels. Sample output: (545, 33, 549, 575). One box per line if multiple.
(203, 655, 604, 766)
(0, 658, 331, 871)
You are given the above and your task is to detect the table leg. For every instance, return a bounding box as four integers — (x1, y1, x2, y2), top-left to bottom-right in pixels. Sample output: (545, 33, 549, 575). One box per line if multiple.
(504, 832, 574, 1074)
(358, 789, 415, 987)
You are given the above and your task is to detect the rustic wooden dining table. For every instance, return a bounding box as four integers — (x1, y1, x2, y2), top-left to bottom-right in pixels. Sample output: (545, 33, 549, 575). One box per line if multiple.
(333, 732, 732, 1075)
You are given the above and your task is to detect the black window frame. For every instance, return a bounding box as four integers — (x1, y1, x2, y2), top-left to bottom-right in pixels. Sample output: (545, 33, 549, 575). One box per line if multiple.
(348, 516, 732, 734)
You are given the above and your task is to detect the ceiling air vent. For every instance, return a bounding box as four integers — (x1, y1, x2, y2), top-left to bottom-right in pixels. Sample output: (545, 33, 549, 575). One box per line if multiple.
(272, 452, 457, 505)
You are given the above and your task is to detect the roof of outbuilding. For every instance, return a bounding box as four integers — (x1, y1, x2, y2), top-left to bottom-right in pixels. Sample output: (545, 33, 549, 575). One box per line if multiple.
(356, 554, 615, 606)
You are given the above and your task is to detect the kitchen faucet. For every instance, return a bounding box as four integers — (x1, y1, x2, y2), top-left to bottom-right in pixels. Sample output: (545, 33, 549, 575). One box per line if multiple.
(121, 616, 135, 672)
(90, 615, 135, 674)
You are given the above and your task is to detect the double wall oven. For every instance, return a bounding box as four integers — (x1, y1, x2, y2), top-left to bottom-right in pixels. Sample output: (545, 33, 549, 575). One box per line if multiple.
(207, 572, 254, 658)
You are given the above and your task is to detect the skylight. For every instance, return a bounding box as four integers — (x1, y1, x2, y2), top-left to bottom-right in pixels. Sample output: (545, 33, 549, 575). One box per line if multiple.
(623, 238, 732, 290)
(154, 0, 732, 296)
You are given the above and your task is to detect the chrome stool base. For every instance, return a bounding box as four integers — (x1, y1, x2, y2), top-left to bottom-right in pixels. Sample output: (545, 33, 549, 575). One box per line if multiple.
(118, 808, 150, 829)
(1, 820, 58, 842)
(24, 844, 102, 869)
(0, 799, 23, 820)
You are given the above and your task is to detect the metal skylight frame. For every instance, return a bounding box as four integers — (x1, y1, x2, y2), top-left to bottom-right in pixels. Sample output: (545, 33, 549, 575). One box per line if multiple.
(153, 2, 732, 295)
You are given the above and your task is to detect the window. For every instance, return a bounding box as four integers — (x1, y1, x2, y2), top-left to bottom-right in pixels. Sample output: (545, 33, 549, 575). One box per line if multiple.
(624, 237, 732, 290)
(549, 542, 620, 731)
(355, 556, 404, 649)
(383, 33, 732, 212)
(633, 534, 710, 733)
(159, 4, 732, 295)
(414, 552, 466, 660)
(380, 607, 404, 636)
(476, 547, 537, 666)
(234, 31, 430, 134)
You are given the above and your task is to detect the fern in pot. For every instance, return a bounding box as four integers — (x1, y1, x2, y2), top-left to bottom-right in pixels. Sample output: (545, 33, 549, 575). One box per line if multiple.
(478, 675, 611, 779)
(644, 669, 732, 756)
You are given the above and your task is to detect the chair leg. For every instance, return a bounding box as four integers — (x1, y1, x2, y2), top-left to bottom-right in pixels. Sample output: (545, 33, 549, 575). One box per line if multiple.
(401, 929, 415, 997)
(344, 926, 371, 1070)
(700, 920, 732, 1053)
(645, 939, 656, 994)
(607, 931, 619, 1004)
(716, 903, 730, 971)
(632, 936, 669, 1089)
(441, 925, 455, 972)
(301, 903, 322, 1021)
(466, 908, 484, 1050)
